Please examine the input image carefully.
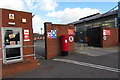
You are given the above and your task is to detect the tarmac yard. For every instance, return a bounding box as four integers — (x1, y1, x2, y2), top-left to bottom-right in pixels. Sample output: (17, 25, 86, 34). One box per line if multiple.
(9, 40, 119, 78)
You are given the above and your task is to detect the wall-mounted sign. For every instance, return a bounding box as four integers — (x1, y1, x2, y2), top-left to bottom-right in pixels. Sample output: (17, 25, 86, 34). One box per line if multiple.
(22, 18, 27, 23)
(10, 41, 16, 45)
(103, 30, 110, 36)
(9, 13, 14, 19)
(65, 40, 68, 43)
(103, 35, 107, 40)
(69, 36, 74, 42)
(51, 30, 57, 38)
(47, 32, 52, 38)
(8, 22, 15, 25)
(9, 34, 15, 39)
(68, 29, 74, 35)
(47, 30, 57, 38)
(24, 29, 30, 41)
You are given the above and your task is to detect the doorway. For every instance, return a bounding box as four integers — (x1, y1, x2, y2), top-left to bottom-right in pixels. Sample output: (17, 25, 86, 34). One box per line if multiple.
(2, 27, 23, 64)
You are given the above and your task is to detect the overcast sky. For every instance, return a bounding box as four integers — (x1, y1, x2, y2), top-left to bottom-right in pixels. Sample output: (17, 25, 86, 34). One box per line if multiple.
(0, 0, 119, 34)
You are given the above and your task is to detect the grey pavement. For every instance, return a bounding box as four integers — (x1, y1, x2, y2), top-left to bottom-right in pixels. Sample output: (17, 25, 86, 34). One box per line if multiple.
(8, 41, 119, 78)
(10, 59, 119, 78)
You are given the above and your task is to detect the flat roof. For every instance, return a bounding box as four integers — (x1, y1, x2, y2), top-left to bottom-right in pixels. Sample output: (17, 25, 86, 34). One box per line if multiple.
(0, 8, 32, 14)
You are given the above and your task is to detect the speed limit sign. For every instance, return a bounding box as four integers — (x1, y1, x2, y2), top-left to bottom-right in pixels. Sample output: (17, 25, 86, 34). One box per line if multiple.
(103, 35, 107, 40)
(69, 36, 74, 42)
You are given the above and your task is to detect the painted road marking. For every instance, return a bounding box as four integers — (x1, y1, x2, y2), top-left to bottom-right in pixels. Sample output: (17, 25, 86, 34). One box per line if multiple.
(53, 59, 120, 73)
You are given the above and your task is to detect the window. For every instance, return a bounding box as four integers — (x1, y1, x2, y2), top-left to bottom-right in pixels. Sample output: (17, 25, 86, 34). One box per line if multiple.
(2, 27, 23, 64)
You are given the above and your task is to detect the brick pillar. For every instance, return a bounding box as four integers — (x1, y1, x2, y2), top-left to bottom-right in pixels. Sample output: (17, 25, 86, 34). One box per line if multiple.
(44, 22, 52, 59)
(44, 22, 74, 59)
(68, 24, 74, 53)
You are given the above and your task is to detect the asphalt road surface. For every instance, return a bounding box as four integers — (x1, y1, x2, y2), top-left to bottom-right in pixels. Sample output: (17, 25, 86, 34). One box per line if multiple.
(9, 40, 119, 78)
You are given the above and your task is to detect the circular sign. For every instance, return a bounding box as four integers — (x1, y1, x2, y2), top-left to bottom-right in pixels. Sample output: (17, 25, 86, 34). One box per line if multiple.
(103, 36, 107, 40)
(69, 36, 74, 42)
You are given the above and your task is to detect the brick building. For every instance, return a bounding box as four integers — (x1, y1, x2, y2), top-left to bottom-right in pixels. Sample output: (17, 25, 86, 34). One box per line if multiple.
(0, 8, 39, 77)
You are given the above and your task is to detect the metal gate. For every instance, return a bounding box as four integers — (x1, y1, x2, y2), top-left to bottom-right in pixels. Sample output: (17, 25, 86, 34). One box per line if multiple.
(34, 37, 45, 60)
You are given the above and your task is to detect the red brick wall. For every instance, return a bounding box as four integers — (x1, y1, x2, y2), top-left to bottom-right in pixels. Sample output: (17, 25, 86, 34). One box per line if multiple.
(0, 28, 2, 61)
(102, 27, 119, 47)
(0, 28, 1, 47)
(0, 9, 2, 27)
(0, 9, 34, 61)
(0, 8, 38, 78)
(0, 27, 2, 78)
(2, 59, 39, 78)
(0, 9, 2, 64)
(44, 22, 74, 59)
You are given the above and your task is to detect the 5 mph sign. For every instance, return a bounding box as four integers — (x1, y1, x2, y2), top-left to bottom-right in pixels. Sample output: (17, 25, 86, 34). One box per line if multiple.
(69, 36, 74, 43)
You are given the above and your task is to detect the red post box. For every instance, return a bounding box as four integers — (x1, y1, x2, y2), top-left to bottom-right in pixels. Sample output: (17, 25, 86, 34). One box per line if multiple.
(61, 35, 68, 56)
